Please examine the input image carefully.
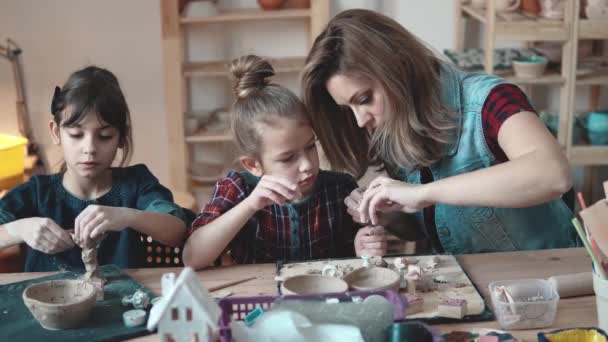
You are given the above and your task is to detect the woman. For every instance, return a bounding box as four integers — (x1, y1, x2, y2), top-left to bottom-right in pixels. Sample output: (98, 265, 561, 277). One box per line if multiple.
(301, 9, 578, 254)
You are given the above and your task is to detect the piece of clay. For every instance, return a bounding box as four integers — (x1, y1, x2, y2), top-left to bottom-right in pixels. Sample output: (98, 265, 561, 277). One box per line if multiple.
(72, 232, 107, 299)
(322, 264, 337, 277)
(437, 298, 467, 319)
(405, 265, 422, 295)
(123, 309, 147, 327)
(361, 255, 371, 268)
(404, 294, 424, 315)
(122, 290, 151, 309)
(369, 256, 388, 268)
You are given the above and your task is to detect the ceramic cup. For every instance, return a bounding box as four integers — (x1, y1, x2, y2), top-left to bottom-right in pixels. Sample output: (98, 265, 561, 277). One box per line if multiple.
(539, 0, 565, 19)
(593, 272, 608, 332)
(512, 56, 548, 78)
(587, 111, 608, 145)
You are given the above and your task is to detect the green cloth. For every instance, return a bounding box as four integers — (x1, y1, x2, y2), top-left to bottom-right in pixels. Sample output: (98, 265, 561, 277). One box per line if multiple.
(0, 164, 195, 272)
(0, 264, 155, 342)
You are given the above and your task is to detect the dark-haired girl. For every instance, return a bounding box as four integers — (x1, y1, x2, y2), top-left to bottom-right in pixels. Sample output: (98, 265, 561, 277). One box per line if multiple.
(0, 66, 190, 271)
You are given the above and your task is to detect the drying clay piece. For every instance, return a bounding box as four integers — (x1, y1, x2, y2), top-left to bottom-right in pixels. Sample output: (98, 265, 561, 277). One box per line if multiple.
(405, 265, 422, 295)
(404, 294, 424, 315)
(361, 255, 371, 268)
(122, 289, 151, 309)
(281, 275, 349, 295)
(437, 298, 467, 319)
(369, 256, 388, 268)
(322, 264, 337, 277)
(123, 309, 147, 327)
(424, 256, 441, 270)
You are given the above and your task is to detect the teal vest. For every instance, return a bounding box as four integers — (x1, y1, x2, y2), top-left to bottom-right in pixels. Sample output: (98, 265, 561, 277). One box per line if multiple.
(398, 63, 578, 254)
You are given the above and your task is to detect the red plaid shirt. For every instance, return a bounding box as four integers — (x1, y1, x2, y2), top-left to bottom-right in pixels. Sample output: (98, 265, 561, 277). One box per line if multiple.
(191, 171, 359, 264)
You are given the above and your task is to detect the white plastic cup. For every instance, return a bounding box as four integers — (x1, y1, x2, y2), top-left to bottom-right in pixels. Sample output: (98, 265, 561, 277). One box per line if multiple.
(593, 272, 608, 332)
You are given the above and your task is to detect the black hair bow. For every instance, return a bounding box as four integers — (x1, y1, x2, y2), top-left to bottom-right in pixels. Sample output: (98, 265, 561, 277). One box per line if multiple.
(50, 86, 61, 116)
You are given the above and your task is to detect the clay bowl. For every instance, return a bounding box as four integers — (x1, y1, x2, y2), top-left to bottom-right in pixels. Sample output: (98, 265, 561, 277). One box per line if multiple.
(281, 274, 349, 295)
(343, 267, 400, 292)
(23, 279, 97, 330)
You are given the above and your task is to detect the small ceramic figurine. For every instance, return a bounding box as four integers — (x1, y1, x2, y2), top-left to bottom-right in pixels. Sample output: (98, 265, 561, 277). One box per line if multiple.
(122, 289, 151, 310)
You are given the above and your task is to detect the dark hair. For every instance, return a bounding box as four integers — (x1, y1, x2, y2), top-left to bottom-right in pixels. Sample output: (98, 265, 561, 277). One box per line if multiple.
(302, 9, 457, 178)
(229, 55, 308, 158)
(51, 66, 133, 171)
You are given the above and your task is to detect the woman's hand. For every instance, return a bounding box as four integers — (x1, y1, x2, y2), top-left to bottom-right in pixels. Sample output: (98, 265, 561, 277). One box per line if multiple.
(354, 225, 387, 256)
(243, 175, 298, 211)
(74, 205, 132, 245)
(9, 217, 75, 254)
(359, 176, 432, 225)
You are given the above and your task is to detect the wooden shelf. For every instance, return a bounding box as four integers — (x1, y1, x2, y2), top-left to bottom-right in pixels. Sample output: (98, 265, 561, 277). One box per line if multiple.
(576, 73, 608, 85)
(504, 72, 565, 85)
(462, 5, 569, 41)
(183, 56, 305, 77)
(186, 132, 232, 143)
(180, 8, 310, 25)
(579, 19, 608, 39)
(570, 146, 608, 165)
(190, 174, 221, 184)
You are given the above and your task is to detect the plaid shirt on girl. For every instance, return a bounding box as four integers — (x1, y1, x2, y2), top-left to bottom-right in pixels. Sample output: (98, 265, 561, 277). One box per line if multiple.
(191, 170, 359, 264)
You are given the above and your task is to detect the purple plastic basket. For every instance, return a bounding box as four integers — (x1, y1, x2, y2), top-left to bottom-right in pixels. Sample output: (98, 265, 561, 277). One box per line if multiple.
(217, 289, 407, 342)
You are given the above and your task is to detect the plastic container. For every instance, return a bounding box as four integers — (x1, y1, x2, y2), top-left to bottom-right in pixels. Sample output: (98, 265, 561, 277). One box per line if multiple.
(217, 289, 406, 342)
(0, 134, 28, 189)
(593, 272, 608, 333)
(489, 278, 559, 330)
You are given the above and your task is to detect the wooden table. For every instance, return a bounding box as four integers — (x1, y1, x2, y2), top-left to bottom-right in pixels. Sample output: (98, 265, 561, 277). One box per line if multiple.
(0, 248, 596, 341)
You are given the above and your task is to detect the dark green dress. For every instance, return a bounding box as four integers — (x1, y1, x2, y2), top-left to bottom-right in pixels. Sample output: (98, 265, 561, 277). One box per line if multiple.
(0, 164, 192, 272)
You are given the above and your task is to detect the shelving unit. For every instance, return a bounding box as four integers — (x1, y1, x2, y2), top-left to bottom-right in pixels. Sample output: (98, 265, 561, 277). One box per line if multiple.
(455, 0, 608, 168)
(160, 0, 330, 201)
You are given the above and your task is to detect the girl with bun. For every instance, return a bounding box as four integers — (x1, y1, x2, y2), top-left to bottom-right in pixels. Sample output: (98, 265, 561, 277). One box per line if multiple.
(183, 55, 386, 269)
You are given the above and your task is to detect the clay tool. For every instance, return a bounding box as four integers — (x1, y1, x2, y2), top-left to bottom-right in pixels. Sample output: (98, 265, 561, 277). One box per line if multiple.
(578, 192, 602, 268)
(547, 272, 593, 298)
(572, 217, 607, 279)
(209, 276, 257, 292)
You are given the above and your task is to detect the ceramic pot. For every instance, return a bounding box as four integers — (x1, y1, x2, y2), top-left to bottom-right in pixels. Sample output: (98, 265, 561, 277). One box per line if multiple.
(512, 56, 548, 78)
(258, 0, 285, 10)
(539, 0, 565, 19)
(521, 0, 541, 15)
(588, 111, 608, 145)
(281, 275, 349, 295)
(23, 279, 97, 330)
(343, 267, 400, 292)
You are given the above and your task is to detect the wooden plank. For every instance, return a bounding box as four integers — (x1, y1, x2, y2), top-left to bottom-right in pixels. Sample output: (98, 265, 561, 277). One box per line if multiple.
(161, 0, 188, 191)
(504, 73, 565, 84)
(462, 5, 487, 23)
(454, 0, 465, 52)
(185, 133, 232, 143)
(309, 0, 330, 47)
(180, 8, 310, 25)
(570, 146, 608, 165)
(579, 19, 608, 39)
(561, 0, 579, 156)
(183, 56, 305, 77)
(495, 22, 569, 41)
(577, 74, 608, 86)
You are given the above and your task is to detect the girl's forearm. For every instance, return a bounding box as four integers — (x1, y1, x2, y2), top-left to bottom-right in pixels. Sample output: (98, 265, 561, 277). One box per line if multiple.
(183, 200, 257, 270)
(423, 149, 571, 208)
(0, 223, 24, 249)
(125, 210, 187, 247)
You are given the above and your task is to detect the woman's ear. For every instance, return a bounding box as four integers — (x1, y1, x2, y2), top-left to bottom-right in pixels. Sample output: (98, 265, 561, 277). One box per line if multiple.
(49, 120, 61, 145)
(239, 156, 263, 177)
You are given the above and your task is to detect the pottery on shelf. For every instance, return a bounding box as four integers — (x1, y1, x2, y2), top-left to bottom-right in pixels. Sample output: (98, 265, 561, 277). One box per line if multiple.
(23, 279, 97, 330)
(512, 56, 548, 78)
(343, 267, 400, 292)
(281, 274, 349, 295)
(258, 0, 285, 10)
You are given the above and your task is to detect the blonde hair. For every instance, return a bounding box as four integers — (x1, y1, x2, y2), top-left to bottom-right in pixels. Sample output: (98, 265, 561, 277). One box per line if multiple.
(229, 55, 308, 158)
(302, 9, 457, 178)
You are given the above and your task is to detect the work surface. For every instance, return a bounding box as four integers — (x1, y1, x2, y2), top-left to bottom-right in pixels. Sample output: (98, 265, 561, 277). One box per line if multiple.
(0, 248, 595, 341)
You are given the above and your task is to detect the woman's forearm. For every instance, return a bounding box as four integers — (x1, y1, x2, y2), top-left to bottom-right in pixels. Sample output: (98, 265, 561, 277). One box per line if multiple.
(424, 149, 571, 208)
(183, 200, 257, 270)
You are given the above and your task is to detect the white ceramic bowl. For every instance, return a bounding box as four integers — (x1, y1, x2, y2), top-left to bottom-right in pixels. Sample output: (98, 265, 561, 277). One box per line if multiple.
(281, 274, 349, 295)
(512, 57, 548, 78)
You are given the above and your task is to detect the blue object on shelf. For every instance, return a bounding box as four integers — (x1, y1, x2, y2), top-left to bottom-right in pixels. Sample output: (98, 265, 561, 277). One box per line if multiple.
(588, 111, 608, 146)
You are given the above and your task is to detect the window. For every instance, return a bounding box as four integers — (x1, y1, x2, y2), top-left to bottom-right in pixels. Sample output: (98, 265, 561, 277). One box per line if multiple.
(171, 308, 179, 320)
(186, 307, 193, 321)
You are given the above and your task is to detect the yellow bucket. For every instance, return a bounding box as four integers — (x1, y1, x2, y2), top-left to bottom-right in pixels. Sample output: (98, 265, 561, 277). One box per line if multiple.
(0, 134, 28, 190)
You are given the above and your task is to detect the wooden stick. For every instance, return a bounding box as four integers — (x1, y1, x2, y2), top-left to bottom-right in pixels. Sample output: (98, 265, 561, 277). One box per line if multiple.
(209, 276, 257, 292)
(572, 218, 607, 280)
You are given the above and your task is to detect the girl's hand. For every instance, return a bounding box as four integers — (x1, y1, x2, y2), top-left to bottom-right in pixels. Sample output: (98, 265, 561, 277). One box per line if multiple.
(74, 205, 132, 245)
(354, 225, 387, 256)
(359, 176, 432, 225)
(243, 175, 298, 211)
(12, 217, 75, 254)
